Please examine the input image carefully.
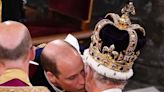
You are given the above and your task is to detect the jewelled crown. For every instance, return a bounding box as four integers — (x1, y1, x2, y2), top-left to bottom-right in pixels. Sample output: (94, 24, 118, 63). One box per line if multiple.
(88, 2, 146, 73)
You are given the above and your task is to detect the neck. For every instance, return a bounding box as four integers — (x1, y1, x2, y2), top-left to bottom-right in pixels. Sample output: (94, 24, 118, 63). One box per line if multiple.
(0, 59, 29, 75)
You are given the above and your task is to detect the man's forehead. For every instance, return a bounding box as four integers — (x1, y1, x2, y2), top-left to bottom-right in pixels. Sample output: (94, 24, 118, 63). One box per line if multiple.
(57, 57, 84, 78)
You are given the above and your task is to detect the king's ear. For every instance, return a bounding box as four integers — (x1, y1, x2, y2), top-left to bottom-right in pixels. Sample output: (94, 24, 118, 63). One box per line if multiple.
(46, 71, 58, 85)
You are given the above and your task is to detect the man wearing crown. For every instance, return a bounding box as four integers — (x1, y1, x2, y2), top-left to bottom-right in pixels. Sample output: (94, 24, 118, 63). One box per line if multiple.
(83, 2, 146, 92)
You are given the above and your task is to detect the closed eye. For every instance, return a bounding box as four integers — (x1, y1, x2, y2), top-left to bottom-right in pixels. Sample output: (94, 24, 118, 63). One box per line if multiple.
(67, 74, 78, 80)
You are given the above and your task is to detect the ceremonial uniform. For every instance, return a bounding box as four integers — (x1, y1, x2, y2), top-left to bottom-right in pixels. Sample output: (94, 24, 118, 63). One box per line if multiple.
(0, 69, 32, 86)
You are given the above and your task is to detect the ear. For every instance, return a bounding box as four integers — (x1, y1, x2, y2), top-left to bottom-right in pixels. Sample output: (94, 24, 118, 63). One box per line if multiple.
(46, 71, 58, 85)
(29, 46, 36, 61)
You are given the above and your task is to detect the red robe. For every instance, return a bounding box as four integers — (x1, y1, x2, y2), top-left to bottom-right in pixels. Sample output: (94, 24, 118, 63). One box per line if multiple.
(0, 79, 29, 86)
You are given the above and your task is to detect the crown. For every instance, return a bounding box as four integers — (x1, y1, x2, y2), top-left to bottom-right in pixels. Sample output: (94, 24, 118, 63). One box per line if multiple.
(88, 2, 146, 73)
